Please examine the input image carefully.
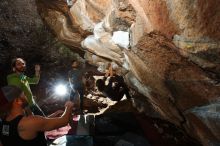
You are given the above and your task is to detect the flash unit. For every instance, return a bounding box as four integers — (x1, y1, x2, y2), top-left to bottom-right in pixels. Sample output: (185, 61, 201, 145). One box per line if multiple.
(54, 84, 67, 96)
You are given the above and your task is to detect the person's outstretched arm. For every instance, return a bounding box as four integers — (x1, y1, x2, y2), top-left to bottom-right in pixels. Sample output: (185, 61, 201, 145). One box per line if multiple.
(25, 101, 74, 132)
(47, 110, 64, 118)
(35, 64, 40, 78)
(27, 64, 41, 84)
(109, 63, 113, 77)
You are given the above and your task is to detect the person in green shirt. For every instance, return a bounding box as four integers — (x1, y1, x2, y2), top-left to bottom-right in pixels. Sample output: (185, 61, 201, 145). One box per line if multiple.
(7, 58, 45, 116)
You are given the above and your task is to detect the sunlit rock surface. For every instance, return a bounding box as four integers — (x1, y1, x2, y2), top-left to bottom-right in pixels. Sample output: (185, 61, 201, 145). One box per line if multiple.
(1, 0, 219, 145)
(36, 0, 220, 145)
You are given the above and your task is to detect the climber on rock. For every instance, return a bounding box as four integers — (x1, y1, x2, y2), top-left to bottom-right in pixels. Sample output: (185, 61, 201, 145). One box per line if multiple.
(96, 63, 132, 101)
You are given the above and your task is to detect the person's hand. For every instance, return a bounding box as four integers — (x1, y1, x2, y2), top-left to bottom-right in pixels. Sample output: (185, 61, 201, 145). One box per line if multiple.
(35, 64, 41, 72)
(65, 101, 74, 110)
(35, 64, 41, 77)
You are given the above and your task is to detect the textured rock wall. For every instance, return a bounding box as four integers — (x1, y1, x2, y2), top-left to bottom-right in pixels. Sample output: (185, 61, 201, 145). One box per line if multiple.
(36, 0, 220, 145)
(0, 0, 81, 91)
(0, 0, 53, 86)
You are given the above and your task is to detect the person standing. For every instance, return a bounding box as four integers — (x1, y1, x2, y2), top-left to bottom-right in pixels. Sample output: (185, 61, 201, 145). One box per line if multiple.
(7, 58, 44, 116)
(68, 60, 85, 113)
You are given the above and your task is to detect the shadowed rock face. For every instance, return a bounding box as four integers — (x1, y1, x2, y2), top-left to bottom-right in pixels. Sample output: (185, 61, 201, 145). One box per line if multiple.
(0, 0, 220, 145)
(0, 0, 54, 86)
(0, 0, 83, 87)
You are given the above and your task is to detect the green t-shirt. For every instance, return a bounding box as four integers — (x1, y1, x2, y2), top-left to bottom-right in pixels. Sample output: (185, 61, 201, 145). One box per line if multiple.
(7, 73, 40, 106)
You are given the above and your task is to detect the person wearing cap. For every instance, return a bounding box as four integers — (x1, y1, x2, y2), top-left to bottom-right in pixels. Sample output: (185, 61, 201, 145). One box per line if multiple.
(0, 85, 74, 146)
(7, 58, 44, 116)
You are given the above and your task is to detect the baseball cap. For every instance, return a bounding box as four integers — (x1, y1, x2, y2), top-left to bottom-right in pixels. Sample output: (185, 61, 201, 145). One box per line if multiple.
(0, 85, 23, 106)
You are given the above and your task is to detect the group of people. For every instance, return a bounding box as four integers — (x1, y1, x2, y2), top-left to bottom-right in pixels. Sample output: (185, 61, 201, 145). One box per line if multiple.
(0, 57, 132, 146)
(0, 58, 75, 146)
(68, 60, 132, 108)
